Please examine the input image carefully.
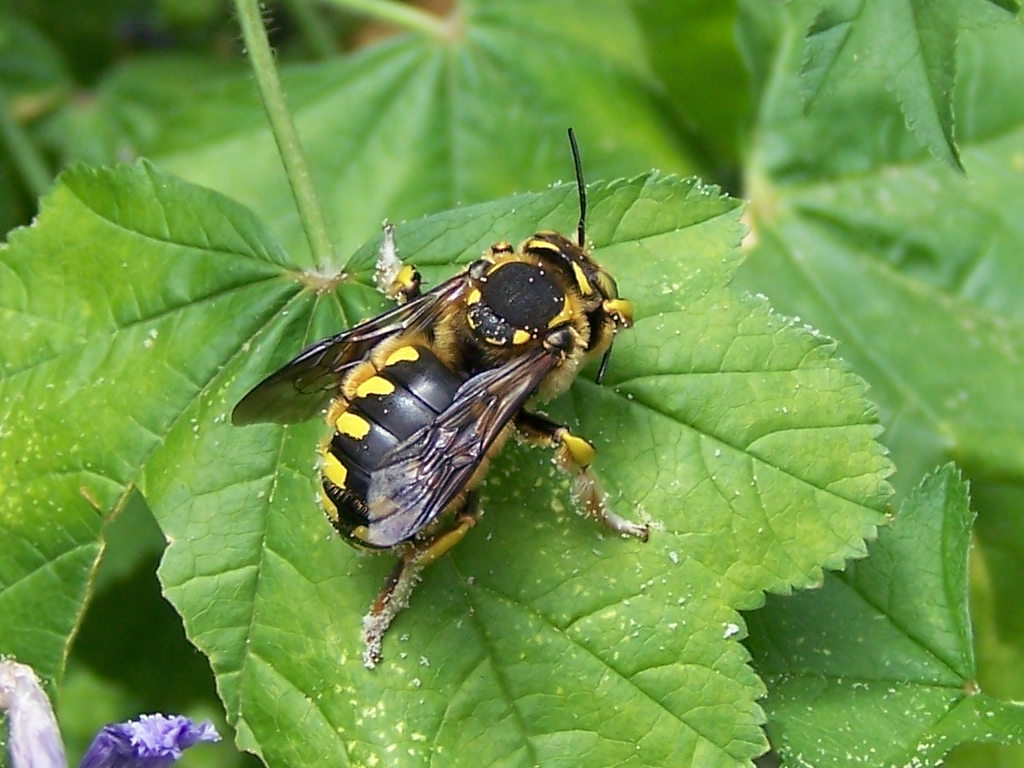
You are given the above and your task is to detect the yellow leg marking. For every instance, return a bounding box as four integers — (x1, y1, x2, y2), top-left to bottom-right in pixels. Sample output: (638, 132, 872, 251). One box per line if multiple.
(603, 298, 634, 327)
(385, 263, 420, 303)
(362, 501, 479, 668)
(336, 411, 371, 439)
(517, 417, 647, 542)
(321, 451, 349, 488)
(416, 516, 476, 567)
(384, 346, 420, 366)
(396, 264, 418, 288)
(355, 376, 395, 398)
(560, 432, 596, 468)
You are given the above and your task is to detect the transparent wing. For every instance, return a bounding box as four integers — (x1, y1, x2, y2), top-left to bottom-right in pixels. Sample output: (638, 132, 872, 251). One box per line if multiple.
(360, 346, 561, 547)
(232, 274, 469, 425)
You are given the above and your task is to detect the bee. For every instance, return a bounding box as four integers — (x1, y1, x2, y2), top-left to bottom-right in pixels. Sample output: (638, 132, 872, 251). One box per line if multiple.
(232, 130, 648, 667)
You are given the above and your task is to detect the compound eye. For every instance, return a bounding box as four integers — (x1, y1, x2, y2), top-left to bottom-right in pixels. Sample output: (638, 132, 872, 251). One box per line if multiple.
(480, 262, 563, 334)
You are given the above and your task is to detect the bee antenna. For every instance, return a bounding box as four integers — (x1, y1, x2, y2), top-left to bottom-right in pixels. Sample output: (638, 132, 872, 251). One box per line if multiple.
(596, 339, 614, 385)
(568, 127, 587, 248)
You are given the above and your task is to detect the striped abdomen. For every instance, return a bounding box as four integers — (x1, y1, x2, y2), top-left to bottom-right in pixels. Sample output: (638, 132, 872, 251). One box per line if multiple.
(319, 344, 465, 546)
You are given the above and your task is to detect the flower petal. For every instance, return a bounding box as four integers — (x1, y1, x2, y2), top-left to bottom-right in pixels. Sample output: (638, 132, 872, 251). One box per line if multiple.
(0, 660, 67, 768)
(78, 713, 220, 768)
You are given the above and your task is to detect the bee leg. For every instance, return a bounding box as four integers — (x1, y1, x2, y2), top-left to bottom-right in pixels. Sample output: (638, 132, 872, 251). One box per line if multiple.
(373, 221, 422, 304)
(362, 492, 480, 668)
(515, 411, 649, 541)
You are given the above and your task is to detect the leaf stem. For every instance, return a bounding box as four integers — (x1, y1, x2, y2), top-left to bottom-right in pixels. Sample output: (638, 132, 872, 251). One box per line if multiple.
(233, 0, 336, 272)
(0, 88, 52, 200)
(318, 0, 450, 39)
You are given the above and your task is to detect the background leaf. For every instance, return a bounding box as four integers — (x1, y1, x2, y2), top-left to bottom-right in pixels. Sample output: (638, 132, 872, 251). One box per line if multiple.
(1, 162, 891, 766)
(798, 0, 1017, 170)
(144, 0, 700, 265)
(746, 465, 1024, 767)
(4, 1, 1024, 765)
(736, 5, 1024, 765)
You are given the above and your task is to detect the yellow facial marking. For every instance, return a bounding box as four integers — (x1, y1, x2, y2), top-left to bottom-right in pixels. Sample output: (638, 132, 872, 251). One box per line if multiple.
(484, 333, 507, 346)
(384, 346, 419, 366)
(355, 376, 395, 398)
(336, 412, 371, 439)
(322, 452, 349, 488)
(547, 296, 574, 328)
(512, 329, 531, 345)
(571, 262, 593, 295)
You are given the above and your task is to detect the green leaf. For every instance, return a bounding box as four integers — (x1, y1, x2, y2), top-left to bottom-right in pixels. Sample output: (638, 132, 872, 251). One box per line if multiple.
(56, 493, 254, 767)
(0, 9, 70, 100)
(0, 161, 285, 687)
(38, 54, 247, 168)
(959, 481, 1024, 767)
(746, 465, 1024, 767)
(630, 0, 750, 180)
(798, 0, 1018, 171)
(145, 0, 698, 265)
(740, 12, 1024, 495)
(737, 8, 1024, 764)
(0, 162, 891, 766)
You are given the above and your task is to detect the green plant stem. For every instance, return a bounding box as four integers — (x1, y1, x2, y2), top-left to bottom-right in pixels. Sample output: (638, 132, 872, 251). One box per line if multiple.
(319, 0, 449, 38)
(0, 89, 52, 199)
(234, 0, 336, 272)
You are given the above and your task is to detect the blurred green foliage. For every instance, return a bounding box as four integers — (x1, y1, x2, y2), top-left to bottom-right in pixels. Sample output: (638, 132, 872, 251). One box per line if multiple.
(1, 1, 1023, 766)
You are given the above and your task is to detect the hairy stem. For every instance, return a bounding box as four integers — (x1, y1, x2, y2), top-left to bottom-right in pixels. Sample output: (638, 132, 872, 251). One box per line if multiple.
(234, 0, 337, 272)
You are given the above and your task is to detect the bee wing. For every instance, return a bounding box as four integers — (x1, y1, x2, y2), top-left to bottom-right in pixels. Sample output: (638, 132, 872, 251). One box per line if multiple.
(361, 346, 562, 547)
(232, 274, 469, 425)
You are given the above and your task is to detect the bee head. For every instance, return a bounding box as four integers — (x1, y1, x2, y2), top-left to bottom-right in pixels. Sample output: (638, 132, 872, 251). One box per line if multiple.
(465, 233, 631, 358)
(463, 129, 631, 382)
(465, 246, 569, 348)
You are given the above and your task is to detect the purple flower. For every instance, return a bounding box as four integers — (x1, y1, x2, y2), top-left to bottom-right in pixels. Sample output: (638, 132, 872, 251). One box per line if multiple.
(0, 660, 67, 768)
(78, 714, 220, 768)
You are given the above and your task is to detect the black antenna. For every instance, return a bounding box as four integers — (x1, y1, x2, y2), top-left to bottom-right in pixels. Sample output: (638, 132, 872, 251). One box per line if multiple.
(596, 346, 613, 384)
(568, 127, 587, 247)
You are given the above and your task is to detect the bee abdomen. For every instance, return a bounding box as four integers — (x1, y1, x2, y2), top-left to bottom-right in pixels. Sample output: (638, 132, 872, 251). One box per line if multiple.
(319, 344, 465, 544)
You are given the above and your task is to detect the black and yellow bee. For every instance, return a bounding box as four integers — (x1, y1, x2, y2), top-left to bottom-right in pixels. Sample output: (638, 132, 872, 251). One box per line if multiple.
(233, 130, 648, 667)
